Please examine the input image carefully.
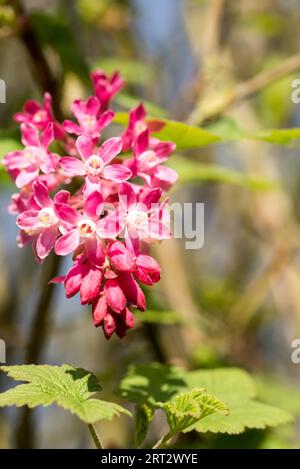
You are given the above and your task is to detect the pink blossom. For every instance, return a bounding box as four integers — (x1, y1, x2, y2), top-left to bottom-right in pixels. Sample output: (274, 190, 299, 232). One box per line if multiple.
(16, 180, 68, 260)
(59, 135, 131, 185)
(14, 92, 64, 138)
(54, 190, 107, 266)
(4, 69, 178, 339)
(128, 128, 178, 190)
(91, 69, 125, 110)
(64, 96, 114, 139)
(117, 182, 171, 242)
(3, 123, 58, 188)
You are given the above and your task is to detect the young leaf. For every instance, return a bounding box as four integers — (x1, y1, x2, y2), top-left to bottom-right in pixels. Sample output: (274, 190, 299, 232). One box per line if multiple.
(157, 388, 228, 436)
(0, 365, 131, 424)
(135, 403, 155, 448)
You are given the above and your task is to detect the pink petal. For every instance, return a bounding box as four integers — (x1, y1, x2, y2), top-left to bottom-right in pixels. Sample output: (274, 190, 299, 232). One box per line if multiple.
(41, 122, 54, 149)
(85, 236, 105, 268)
(83, 175, 101, 197)
(54, 203, 79, 226)
(16, 167, 39, 188)
(33, 179, 52, 208)
(54, 190, 70, 205)
(97, 110, 115, 130)
(98, 137, 122, 164)
(108, 241, 135, 272)
(63, 120, 82, 135)
(59, 156, 86, 177)
(55, 229, 80, 256)
(80, 266, 103, 305)
(76, 134, 93, 160)
(17, 210, 40, 230)
(146, 218, 171, 240)
(93, 295, 108, 327)
(139, 187, 162, 209)
(152, 165, 178, 191)
(152, 140, 176, 157)
(134, 129, 149, 155)
(21, 123, 39, 147)
(102, 164, 132, 183)
(36, 225, 57, 259)
(135, 254, 161, 285)
(64, 260, 84, 298)
(119, 182, 136, 209)
(105, 278, 127, 313)
(103, 312, 117, 339)
(118, 273, 146, 311)
(86, 96, 100, 115)
(49, 275, 65, 284)
(83, 191, 103, 219)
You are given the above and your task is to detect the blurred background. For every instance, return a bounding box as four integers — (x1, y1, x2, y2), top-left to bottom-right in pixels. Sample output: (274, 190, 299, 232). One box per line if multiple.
(1, 0, 300, 449)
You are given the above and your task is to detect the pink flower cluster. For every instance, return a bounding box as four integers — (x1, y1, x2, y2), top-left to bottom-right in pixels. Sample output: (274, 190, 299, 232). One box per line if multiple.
(4, 70, 178, 339)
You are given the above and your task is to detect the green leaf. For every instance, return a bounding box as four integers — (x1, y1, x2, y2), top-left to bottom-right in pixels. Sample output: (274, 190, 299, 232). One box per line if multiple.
(135, 403, 155, 448)
(207, 117, 248, 141)
(120, 363, 186, 406)
(184, 368, 293, 434)
(120, 365, 293, 438)
(157, 388, 228, 436)
(192, 401, 292, 435)
(170, 157, 278, 190)
(0, 365, 131, 424)
(255, 375, 300, 416)
(184, 368, 256, 403)
(113, 113, 219, 149)
(252, 128, 300, 145)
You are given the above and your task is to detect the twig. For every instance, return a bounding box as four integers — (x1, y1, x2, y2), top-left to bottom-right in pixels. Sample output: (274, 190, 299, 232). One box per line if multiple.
(88, 424, 103, 449)
(190, 53, 300, 125)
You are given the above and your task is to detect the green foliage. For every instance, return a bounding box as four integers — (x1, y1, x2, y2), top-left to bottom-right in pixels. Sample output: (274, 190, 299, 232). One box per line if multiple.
(0, 365, 131, 424)
(113, 113, 220, 149)
(157, 388, 228, 436)
(120, 364, 293, 445)
(135, 403, 155, 448)
(252, 128, 300, 145)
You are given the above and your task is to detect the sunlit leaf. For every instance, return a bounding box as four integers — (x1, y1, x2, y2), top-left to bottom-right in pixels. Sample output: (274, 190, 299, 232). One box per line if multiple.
(0, 365, 131, 424)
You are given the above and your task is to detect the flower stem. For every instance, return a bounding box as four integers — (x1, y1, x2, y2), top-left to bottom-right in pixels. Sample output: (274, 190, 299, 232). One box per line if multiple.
(88, 424, 103, 449)
(152, 432, 173, 449)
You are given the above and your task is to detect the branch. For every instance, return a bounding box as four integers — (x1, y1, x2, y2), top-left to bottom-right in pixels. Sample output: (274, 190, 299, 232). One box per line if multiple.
(190, 53, 300, 125)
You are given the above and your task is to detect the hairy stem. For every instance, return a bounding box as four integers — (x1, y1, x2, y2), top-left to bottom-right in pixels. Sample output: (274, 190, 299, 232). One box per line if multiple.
(88, 424, 103, 449)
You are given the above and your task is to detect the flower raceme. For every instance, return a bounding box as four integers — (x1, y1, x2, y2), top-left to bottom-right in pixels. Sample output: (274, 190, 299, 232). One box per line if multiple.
(4, 70, 178, 339)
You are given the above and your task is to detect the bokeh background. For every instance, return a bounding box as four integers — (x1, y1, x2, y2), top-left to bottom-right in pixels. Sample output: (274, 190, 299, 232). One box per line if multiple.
(1, 0, 300, 449)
